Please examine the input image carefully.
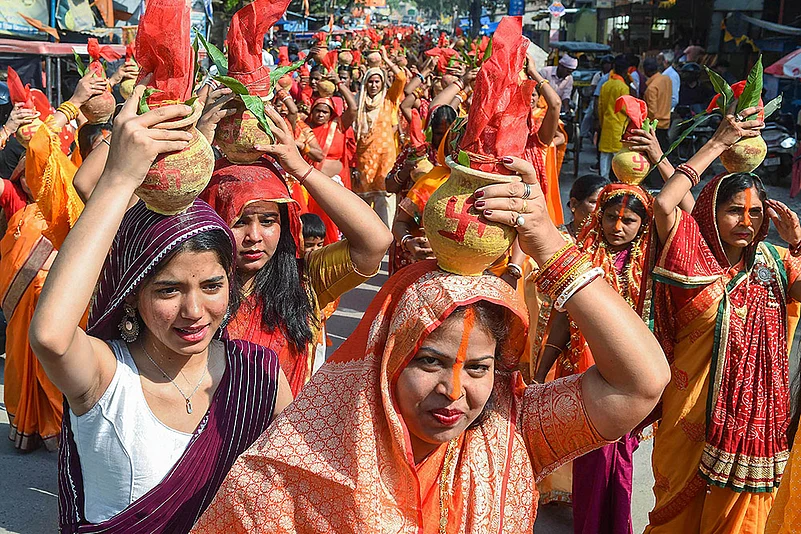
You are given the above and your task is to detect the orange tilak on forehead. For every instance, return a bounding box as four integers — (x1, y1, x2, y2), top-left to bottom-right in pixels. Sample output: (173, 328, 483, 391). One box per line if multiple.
(615, 195, 629, 232)
(743, 187, 753, 228)
(449, 307, 476, 401)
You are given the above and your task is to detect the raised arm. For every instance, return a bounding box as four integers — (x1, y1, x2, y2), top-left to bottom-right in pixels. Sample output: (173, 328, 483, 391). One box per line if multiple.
(526, 56, 561, 147)
(475, 157, 670, 440)
(625, 128, 692, 212)
(29, 85, 194, 414)
(257, 106, 392, 274)
(533, 310, 570, 383)
(337, 80, 357, 131)
(653, 106, 763, 243)
(49, 73, 108, 132)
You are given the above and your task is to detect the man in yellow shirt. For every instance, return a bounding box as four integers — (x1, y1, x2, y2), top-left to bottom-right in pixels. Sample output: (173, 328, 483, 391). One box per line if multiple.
(598, 55, 632, 179)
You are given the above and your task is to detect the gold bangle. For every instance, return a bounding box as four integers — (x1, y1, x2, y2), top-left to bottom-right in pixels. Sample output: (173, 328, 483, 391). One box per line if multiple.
(57, 101, 80, 121)
(538, 241, 574, 273)
(544, 343, 563, 353)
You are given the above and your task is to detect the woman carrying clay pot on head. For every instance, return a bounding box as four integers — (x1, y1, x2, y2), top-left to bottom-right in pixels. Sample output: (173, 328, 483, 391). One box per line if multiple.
(200, 104, 393, 396)
(29, 85, 292, 532)
(190, 153, 671, 534)
(646, 107, 801, 533)
(352, 47, 407, 228)
(304, 77, 358, 244)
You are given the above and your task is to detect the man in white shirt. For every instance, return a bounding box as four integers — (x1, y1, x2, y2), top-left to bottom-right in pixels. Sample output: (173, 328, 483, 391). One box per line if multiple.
(658, 51, 680, 110)
(540, 54, 577, 109)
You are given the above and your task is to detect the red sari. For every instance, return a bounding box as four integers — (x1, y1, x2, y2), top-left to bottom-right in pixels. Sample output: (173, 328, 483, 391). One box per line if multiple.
(307, 97, 356, 245)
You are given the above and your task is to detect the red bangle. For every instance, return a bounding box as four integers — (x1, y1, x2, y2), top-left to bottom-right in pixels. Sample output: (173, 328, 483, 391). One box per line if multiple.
(676, 163, 700, 187)
(298, 165, 314, 185)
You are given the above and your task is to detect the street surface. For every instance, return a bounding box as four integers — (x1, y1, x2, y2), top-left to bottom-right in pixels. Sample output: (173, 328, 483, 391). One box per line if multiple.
(2, 142, 800, 533)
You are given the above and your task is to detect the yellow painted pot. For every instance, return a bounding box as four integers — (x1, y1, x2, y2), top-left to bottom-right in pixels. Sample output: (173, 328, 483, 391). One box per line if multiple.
(423, 157, 516, 276)
(611, 147, 651, 185)
(16, 117, 44, 148)
(720, 136, 767, 173)
(214, 98, 276, 164)
(136, 100, 214, 215)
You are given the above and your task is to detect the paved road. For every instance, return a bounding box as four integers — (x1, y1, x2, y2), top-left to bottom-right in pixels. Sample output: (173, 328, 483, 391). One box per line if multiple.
(2, 142, 800, 533)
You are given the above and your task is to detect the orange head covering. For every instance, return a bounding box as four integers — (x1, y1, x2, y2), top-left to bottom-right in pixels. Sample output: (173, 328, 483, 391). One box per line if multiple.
(192, 261, 607, 533)
(200, 158, 303, 258)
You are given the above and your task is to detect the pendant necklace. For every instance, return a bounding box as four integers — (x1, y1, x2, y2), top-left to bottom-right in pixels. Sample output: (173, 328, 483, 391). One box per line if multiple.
(140, 340, 209, 414)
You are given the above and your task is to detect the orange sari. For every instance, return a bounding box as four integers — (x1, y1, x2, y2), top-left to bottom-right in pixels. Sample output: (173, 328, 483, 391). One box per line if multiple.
(1, 120, 83, 451)
(193, 261, 609, 533)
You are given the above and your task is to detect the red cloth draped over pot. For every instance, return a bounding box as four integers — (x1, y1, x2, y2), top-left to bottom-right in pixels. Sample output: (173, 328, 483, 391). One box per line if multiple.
(226, 0, 292, 95)
(135, 0, 193, 104)
(458, 16, 535, 173)
(86, 38, 120, 76)
(7, 67, 51, 117)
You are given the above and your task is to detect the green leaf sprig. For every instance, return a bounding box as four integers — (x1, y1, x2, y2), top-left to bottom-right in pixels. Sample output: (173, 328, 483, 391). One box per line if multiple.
(74, 51, 87, 77)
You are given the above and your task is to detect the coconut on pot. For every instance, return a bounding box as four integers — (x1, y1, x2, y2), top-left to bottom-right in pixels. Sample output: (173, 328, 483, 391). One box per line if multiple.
(666, 56, 781, 174)
(423, 17, 533, 276)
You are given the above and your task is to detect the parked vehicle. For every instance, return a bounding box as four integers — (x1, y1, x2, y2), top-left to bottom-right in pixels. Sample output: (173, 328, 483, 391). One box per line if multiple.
(756, 113, 797, 186)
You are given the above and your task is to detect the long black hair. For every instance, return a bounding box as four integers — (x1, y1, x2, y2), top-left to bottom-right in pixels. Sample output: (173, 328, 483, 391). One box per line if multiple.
(252, 204, 317, 351)
(569, 174, 610, 204)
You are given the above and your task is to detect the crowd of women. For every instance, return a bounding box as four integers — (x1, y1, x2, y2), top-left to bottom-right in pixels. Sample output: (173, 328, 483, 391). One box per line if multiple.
(1, 2, 801, 532)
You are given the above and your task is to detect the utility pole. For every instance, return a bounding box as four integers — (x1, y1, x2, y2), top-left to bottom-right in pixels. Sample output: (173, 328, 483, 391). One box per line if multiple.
(470, 0, 481, 37)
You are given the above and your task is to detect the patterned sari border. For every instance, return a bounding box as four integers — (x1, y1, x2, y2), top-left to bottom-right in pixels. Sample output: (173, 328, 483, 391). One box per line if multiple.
(1, 236, 54, 318)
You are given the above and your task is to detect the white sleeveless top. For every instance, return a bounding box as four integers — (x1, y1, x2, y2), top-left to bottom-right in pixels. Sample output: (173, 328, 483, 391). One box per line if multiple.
(69, 340, 193, 523)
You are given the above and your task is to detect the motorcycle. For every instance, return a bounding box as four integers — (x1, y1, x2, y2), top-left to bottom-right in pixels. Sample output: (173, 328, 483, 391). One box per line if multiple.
(755, 113, 797, 186)
(671, 105, 720, 165)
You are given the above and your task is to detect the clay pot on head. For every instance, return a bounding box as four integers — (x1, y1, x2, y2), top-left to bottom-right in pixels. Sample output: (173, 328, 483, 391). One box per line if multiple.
(81, 88, 116, 124)
(611, 145, 652, 185)
(366, 50, 382, 68)
(136, 100, 215, 215)
(339, 49, 353, 66)
(15, 117, 45, 148)
(720, 136, 768, 173)
(214, 96, 277, 164)
(423, 157, 517, 276)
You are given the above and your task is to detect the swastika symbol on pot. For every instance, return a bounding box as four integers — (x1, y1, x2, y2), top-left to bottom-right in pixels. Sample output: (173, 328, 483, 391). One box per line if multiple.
(438, 196, 487, 243)
(632, 154, 649, 172)
(142, 162, 182, 191)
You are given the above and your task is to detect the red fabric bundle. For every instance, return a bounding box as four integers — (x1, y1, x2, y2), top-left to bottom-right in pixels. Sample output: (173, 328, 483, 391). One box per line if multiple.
(125, 43, 135, 62)
(226, 0, 292, 95)
(408, 108, 426, 150)
(321, 50, 338, 72)
(458, 16, 534, 173)
(7, 67, 49, 115)
(278, 46, 290, 66)
(615, 95, 648, 139)
(425, 47, 459, 73)
(135, 0, 193, 104)
(351, 49, 362, 66)
(87, 38, 121, 76)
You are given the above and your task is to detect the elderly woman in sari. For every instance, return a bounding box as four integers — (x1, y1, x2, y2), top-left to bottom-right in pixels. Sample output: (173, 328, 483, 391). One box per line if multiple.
(29, 85, 291, 533)
(647, 107, 801, 533)
(192, 155, 671, 533)
(353, 48, 407, 228)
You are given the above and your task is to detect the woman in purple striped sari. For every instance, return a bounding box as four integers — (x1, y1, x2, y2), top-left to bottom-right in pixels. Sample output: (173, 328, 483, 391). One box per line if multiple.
(28, 85, 292, 533)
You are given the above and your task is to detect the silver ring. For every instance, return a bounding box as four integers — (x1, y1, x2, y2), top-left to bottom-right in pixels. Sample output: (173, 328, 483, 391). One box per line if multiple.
(514, 214, 526, 228)
(521, 182, 532, 199)
(735, 113, 745, 122)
